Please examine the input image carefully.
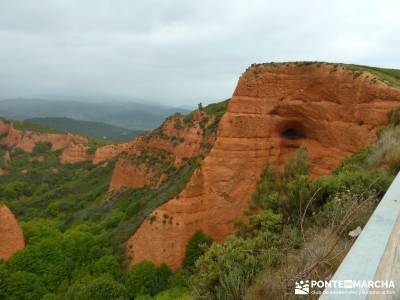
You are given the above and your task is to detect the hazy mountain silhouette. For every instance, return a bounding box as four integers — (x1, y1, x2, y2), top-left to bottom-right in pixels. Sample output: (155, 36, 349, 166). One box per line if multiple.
(0, 98, 189, 130)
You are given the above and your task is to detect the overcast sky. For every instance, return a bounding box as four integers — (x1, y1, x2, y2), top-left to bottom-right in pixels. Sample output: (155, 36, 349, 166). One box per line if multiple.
(0, 0, 399, 106)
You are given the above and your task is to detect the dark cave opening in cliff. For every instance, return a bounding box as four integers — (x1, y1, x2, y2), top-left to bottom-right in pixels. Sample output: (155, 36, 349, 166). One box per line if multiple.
(281, 126, 306, 140)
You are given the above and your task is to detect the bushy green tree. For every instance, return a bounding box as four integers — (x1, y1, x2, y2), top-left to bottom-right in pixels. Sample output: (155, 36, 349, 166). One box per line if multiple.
(6, 271, 48, 300)
(0, 260, 8, 299)
(32, 142, 52, 155)
(191, 234, 280, 300)
(9, 238, 73, 291)
(156, 263, 173, 292)
(87, 275, 127, 300)
(285, 175, 313, 224)
(21, 219, 62, 244)
(92, 255, 122, 280)
(65, 282, 91, 300)
(169, 269, 190, 288)
(283, 145, 309, 181)
(182, 230, 212, 272)
(126, 261, 159, 298)
(41, 293, 60, 300)
(63, 230, 105, 265)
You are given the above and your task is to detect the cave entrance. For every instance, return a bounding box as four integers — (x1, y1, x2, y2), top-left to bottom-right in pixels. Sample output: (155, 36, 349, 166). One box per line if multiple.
(281, 125, 306, 140)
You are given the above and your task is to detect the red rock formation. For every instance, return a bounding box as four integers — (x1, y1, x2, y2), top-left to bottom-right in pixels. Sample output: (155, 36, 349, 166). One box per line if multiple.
(0, 168, 8, 176)
(0, 120, 10, 136)
(109, 111, 217, 191)
(0, 121, 127, 164)
(93, 143, 130, 164)
(0, 205, 25, 259)
(127, 63, 400, 269)
(0, 124, 88, 153)
(109, 157, 155, 191)
(60, 142, 93, 164)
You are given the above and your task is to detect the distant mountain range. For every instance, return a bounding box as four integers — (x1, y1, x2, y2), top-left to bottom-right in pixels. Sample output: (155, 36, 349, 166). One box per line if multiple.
(25, 117, 142, 141)
(0, 98, 189, 131)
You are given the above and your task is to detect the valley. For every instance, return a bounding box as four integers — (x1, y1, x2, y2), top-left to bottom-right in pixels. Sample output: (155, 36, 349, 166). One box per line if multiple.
(0, 62, 399, 299)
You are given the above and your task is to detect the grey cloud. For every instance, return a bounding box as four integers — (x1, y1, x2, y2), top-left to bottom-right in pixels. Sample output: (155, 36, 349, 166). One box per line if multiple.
(0, 0, 399, 106)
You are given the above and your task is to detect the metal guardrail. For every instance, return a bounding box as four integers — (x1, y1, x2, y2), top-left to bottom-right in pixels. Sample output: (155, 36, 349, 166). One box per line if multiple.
(320, 172, 400, 299)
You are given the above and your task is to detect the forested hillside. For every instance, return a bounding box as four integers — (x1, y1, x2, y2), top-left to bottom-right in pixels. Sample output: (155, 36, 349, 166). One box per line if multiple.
(26, 117, 142, 141)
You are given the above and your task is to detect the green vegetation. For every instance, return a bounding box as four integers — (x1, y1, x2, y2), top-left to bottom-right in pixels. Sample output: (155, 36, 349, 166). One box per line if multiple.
(249, 62, 400, 88)
(27, 117, 142, 142)
(126, 261, 172, 298)
(186, 99, 229, 123)
(13, 120, 63, 134)
(204, 99, 229, 119)
(369, 126, 400, 174)
(0, 132, 202, 299)
(32, 141, 52, 156)
(339, 64, 400, 87)
(7, 118, 119, 154)
(182, 230, 212, 272)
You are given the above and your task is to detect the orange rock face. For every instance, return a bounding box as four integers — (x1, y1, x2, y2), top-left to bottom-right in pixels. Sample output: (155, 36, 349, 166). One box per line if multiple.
(0, 124, 88, 154)
(109, 111, 217, 191)
(109, 157, 155, 191)
(0, 120, 10, 136)
(60, 142, 93, 164)
(93, 143, 130, 164)
(0, 120, 128, 164)
(0, 205, 25, 260)
(127, 63, 400, 269)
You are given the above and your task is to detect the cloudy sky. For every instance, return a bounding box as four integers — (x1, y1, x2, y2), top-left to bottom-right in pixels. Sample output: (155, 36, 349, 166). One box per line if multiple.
(0, 0, 399, 106)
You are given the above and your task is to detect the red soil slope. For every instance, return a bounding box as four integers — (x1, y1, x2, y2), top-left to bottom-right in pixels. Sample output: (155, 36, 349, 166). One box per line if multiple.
(0, 205, 25, 260)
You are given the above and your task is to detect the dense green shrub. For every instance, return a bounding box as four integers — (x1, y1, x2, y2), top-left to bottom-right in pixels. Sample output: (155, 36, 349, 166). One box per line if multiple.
(191, 234, 280, 300)
(169, 270, 190, 288)
(92, 255, 122, 280)
(87, 275, 127, 300)
(63, 230, 106, 265)
(126, 261, 159, 298)
(9, 238, 74, 291)
(6, 271, 48, 300)
(21, 219, 62, 244)
(156, 264, 173, 292)
(0, 261, 8, 299)
(388, 108, 400, 126)
(369, 126, 400, 173)
(41, 293, 60, 300)
(285, 174, 313, 223)
(182, 230, 213, 272)
(283, 145, 309, 181)
(32, 142, 52, 155)
(152, 287, 192, 300)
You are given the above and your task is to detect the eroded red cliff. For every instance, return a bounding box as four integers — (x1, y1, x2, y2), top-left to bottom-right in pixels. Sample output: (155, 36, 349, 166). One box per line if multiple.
(0, 120, 129, 164)
(0, 205, 25, 260)
(109, 110, 218, 191)
(127, 63, 400, 269)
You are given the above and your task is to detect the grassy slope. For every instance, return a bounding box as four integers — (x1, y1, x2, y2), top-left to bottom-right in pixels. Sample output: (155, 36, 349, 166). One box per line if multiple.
(251, 61, 400, 88)
(339, 63, 400, 87)
(12, 119, 64, 134)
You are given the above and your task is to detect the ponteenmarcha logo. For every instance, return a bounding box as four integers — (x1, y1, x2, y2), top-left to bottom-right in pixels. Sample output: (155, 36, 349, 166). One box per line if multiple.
(295, 280, 310, 294)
